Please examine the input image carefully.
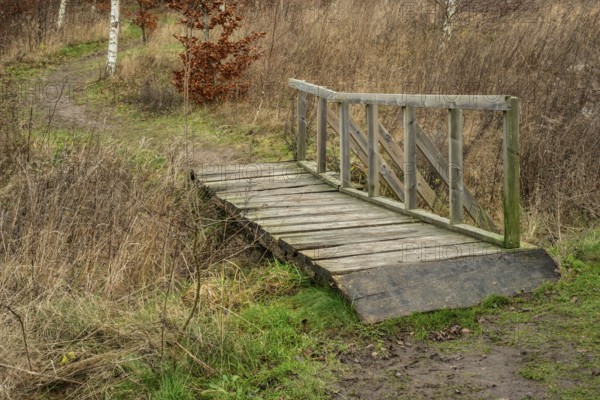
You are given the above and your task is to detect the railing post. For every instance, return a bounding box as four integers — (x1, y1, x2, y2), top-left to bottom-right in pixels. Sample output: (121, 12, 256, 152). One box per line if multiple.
(503, 97, 520, 248)
(317, 96, 327, 174)
(449, 108, 464, 224)
(366, 104, 379, 197)
(296, 91, 307, 161)
(404, 106, 417, 209)
(339, 102, 351, 188)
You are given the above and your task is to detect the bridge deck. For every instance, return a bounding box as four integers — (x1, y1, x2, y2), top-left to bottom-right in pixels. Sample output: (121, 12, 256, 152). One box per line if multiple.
(198, 161, 558, 323)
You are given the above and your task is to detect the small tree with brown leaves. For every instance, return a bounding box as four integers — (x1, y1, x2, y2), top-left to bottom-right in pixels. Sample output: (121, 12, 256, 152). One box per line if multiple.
(128, 0, 158, 44)
(169, 0, 265, 104)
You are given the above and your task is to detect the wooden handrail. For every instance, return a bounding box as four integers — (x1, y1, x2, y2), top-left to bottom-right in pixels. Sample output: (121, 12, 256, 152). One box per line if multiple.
(289, 79, 513, 111)
(289, 78, 520, 249)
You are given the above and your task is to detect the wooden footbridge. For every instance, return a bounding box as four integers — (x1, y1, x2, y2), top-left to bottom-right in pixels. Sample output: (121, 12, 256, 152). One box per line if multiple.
(196, 80, 558, 323)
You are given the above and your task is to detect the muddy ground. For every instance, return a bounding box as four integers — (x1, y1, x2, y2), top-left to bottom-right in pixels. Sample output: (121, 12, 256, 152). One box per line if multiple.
(330, 333, 545, 400)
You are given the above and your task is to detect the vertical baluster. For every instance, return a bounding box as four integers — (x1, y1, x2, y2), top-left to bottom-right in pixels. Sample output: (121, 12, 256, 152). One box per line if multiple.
(367, 104, 379, 197)
(297, 91, 307, 161)
(503, 97, 520, 248)
(340, 102, 351, 188)
(404, 106, 417, 209)
(317, 97, 327, 173)
(449, 108, 464, 224)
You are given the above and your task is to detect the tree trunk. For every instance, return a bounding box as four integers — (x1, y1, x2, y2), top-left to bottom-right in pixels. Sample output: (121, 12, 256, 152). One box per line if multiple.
(442, 0, 456, 38)
(106, 0, 120, 76)
(57, 0, 68, 30)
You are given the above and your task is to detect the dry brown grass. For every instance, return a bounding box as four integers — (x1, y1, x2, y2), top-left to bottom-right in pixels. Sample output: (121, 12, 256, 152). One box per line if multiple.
(0, 2, 107, 65)
(116, 20, 183, 112)
(0, 78, 286, 397)
(230, 0, 600, 243)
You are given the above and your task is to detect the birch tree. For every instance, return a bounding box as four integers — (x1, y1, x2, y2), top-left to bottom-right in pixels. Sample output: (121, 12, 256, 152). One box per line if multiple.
(57, 0, 68, 29)
(442, 0, 456, 38)
(106, 0, 120, 76)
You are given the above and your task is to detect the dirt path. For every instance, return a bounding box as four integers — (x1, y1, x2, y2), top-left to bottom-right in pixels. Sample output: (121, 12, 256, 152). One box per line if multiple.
(331, 335, 546, 400)
(30, 51, 242, 165)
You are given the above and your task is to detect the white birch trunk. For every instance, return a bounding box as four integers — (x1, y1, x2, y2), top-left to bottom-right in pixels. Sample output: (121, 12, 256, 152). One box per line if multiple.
(443, 0, 456, 38)
(57, 0, 68, 29)
(106, 0, 120, 76)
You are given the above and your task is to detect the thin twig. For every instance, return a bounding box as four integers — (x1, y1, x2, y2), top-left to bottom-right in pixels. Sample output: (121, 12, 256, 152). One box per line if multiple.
(174, 341, 216, 375)
(2, 304, 32, 370)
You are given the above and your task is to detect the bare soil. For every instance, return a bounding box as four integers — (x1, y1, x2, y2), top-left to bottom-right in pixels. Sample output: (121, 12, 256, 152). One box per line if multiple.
(331, 335, 546, 400)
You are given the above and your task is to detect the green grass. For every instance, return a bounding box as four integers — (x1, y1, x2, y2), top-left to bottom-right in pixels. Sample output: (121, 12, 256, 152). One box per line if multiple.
(58, 40, 106, 60)
(107, 262, 358, 399)
(79, 77, 292, 161)
(4, 40, 105, 81)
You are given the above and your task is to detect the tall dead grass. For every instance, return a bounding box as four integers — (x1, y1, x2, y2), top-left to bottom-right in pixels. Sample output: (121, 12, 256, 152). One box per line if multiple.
(0, 1, 107, 65)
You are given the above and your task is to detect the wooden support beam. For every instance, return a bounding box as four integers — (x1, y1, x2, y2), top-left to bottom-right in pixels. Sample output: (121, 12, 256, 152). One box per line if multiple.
(334, 93, 512, 111)
(297, 91, 307, 161)
(403, 106, 417, 209)
(449, 108, 464, 225)
(503, 97, 520, 248)
(317, 97, 327, 174)
(288, 78, 336, 100)
(287, 79, 512, 110)
(326, 108, 406, 201)
(414, 122, 498, 231)
(378, 123, 446, 214)
(367, 104, 379, 197)
(339, 103, 351, 188)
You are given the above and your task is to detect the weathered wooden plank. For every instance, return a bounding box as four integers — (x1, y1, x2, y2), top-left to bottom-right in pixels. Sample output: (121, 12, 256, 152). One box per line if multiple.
(197, 161, 299, 175)
(317, 97, 328, 173)
(503, 96, 520, 249)
(288, 78, 512, 110)
(205, 175, 318, 192)
(244, 203, 389, 220)
(367, 104, 380, 197)
(280, 224, 444, 250)
(316, 241, 507, 275)
(221, 189, 350, 204)
(334, 92, 512, 111)
(339, 103, 351, 188)
(403, 106, 417, 209)
(339, 186, 505, 248)
(297, 91, 307, 161)
(335, 249, 559, 323)
(232, 200, 362, 213)
(279, 221, 420, 240)
(200, 166, 307, 182)
(280, 220, 423, 239)
(301, 232, 481, 261)
(228, 197, 360, 212)
(258, 210, 407, 226)
(216, 183, 337, 197)
(288, 79, 336, 99)
(414, 122, 498, 231)
(265, 218, 410, 235)
(449, 108, 464, 225)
